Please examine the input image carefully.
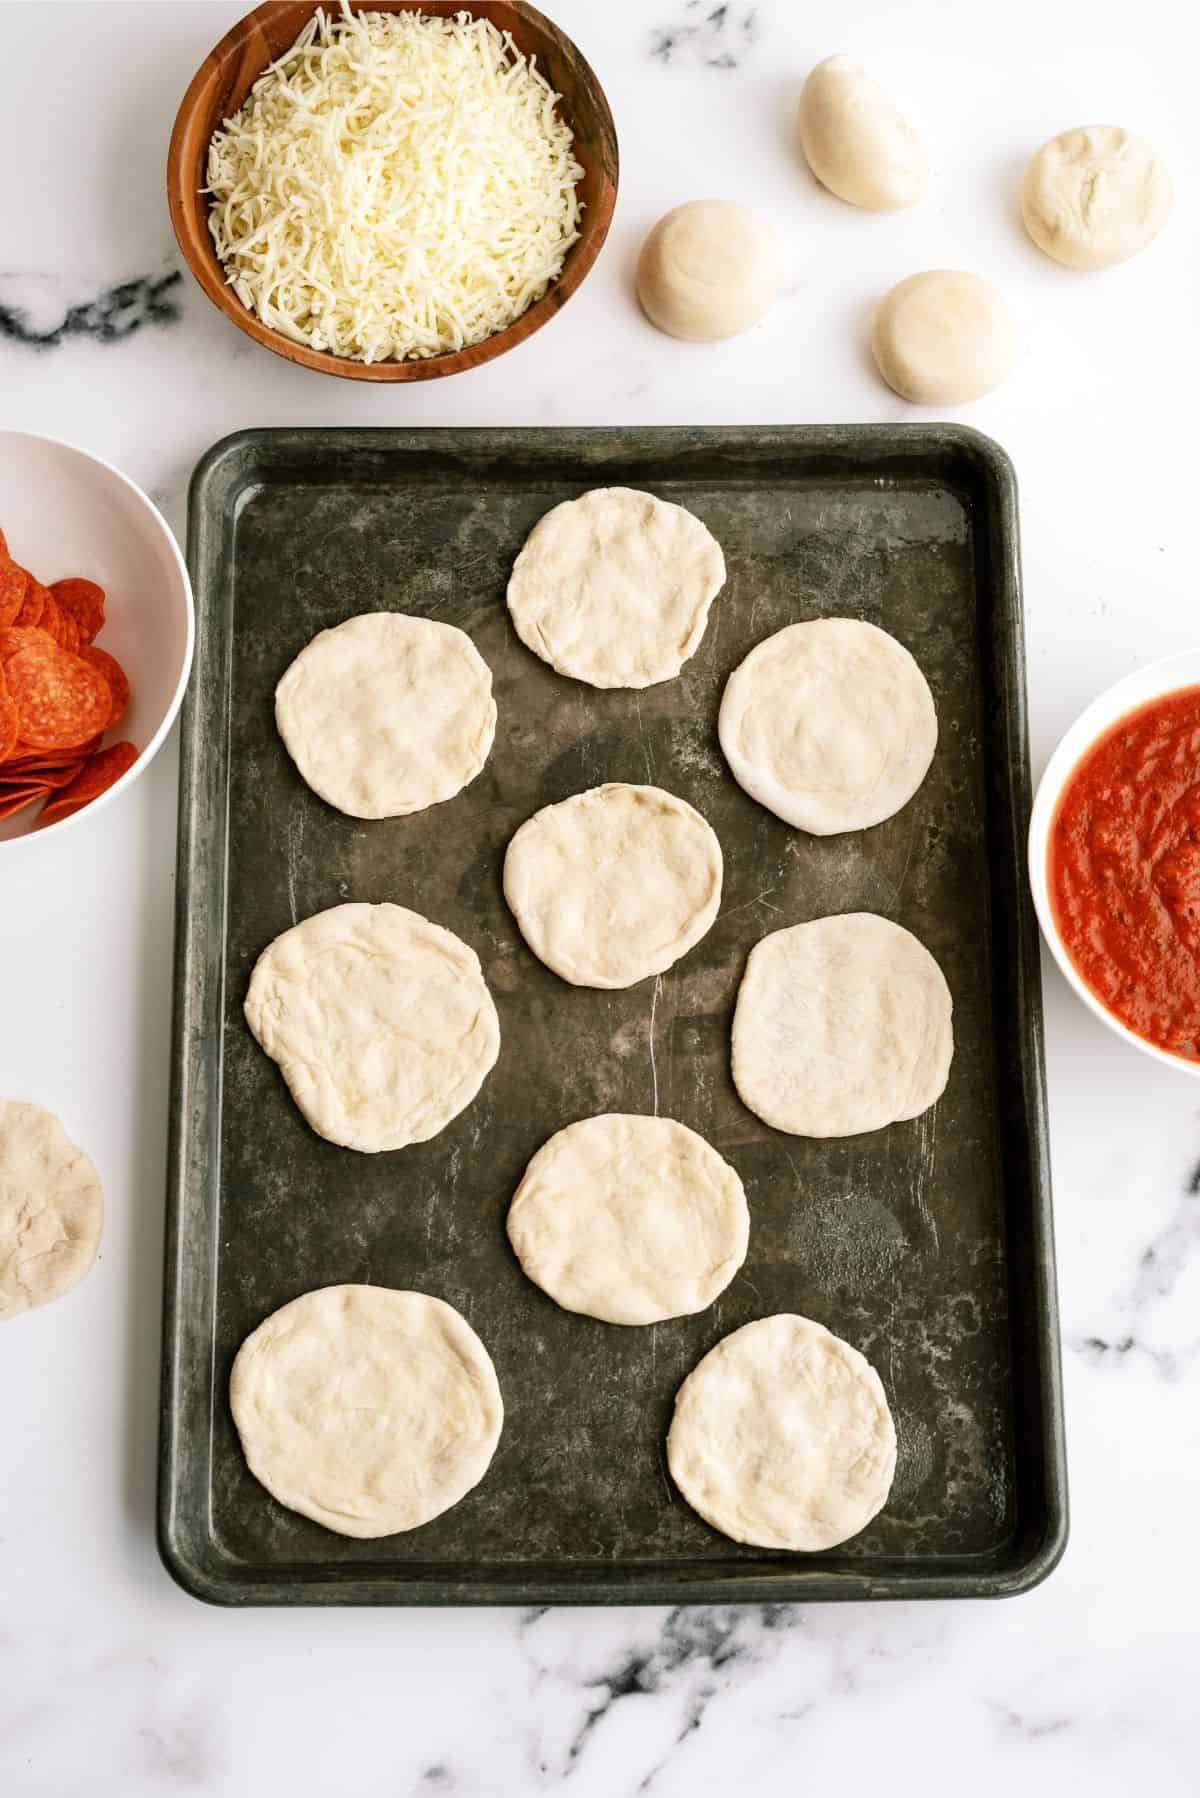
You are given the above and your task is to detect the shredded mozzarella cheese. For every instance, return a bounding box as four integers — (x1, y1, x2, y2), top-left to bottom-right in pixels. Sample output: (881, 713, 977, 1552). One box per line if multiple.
(206, 5, 584, 362)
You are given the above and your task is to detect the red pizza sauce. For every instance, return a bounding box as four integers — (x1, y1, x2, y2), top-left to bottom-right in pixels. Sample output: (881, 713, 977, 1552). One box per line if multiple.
(1050, 685, 1200, 1059)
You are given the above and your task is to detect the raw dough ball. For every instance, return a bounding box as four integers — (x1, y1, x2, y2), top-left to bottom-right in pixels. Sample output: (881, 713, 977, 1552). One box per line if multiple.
(871, 270, 1017, 405)
(1022, 125, 1172, 270)
(506, 487, 725, 689)
(0, 1100, 103, 1319)
(275, 612, 496, 820)
(667, 1313, 897, 1551)
(504, 783, 723, 989)
(732, 912, 953, 1137)
(244, 902, 500, 1152)
(719, 618, 936, 834)
(636, 199, 782, 341)
(230, 1285, 503, 1537)
(798, 54, 928, 210)
(508, 1114, 749, 1325)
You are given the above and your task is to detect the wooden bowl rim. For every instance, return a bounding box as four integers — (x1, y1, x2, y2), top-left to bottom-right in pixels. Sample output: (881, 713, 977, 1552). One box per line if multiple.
(166, 0, 618, 383)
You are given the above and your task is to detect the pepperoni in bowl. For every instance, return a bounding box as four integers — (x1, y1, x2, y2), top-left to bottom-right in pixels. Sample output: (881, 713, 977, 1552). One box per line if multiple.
(0, 432, 193, 848)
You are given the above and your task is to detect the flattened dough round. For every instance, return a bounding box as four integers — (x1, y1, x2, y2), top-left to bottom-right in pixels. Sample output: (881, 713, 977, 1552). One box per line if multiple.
(0, 1100, 103, 1319)
(230, 1285, 503, 1538)
(508, 1113, 749, 1325)
(506, 488, 726, 689)
(504, 783, 723, 988)
(798, 54, 928, 211)
(719, 618, 936, 834)
(244, 902, 500, 1152)
(275, 612, 496, 820)
(667, 1313, 896, 1551)
(732, 912, 953, 1137)
(1022, 125, 1171, 271)
(636, 199, 781, 341)
(872, 270, 1017, 405)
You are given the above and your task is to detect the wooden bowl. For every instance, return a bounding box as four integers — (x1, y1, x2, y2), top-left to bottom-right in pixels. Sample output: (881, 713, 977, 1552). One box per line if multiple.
(167, 1, 618, 382)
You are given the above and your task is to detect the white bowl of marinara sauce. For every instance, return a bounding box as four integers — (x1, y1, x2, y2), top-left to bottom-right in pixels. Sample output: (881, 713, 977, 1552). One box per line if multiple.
(1029, 647, 1200, 1074)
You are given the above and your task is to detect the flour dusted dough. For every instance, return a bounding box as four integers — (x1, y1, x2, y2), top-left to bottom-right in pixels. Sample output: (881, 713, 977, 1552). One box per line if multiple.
(1022, 125, 1171, 270)
(872, 270, 1017, 405)
(667, 1313, 896, 1550)
(719, 618, 936, 834)
(504, 783, 723, 988)
(244, 902, 499, 1152)
(636, 200, 781, 341)
(508, 1114, 749, 1325)
(230, 1285, 503, 1537)
(506, 488, 725, 689)
(798, 55, 928, 211)
(275, 612, 496, 820)
(732, 913, 953, 1137)
(0, 1100, 103, 1319)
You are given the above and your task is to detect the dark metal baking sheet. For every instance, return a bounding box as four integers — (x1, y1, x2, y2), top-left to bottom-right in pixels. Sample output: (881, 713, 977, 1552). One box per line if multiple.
(160, 425, 1067, 1605)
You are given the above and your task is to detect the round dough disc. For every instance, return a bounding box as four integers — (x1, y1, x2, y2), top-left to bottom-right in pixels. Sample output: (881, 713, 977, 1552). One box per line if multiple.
(871, 270, 1017, 405)
(503, 783, 723, 988)
(719, 618, 936, 834)
(506, 488, 725, 689)
(636, 199, 781, 341)
(798, 55, 928, 211)
(508, 1113, 749, 1325)
(667, 1313, 897, 1551)
(244, 902, 500, 1152)
(0, 1100, 103, 1320)
(275, 612, 496, 820)
(1022, 125, 1171, 271)
(230, 1285, 503, 1538)
(732, 912, 953, 1137)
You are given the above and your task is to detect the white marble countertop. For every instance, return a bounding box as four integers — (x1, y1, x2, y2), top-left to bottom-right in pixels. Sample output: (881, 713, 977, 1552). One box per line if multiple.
(2, 1, 1198, 1791)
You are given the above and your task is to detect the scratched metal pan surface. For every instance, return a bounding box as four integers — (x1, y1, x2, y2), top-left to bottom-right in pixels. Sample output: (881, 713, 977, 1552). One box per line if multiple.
(160, 425, 1066, 1605)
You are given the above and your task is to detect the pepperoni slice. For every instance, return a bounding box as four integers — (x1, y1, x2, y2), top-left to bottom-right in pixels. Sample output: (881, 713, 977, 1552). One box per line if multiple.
(78, 645, 130, 727)
(0, 668, 17, 761)
(0, 756, 85, 789)
(28, 757, 88, 789)
(4, 731, 103, 770)
(0, 625, 54, 664)
(40, 592, 81, 653)
(39, 741, 139, 823)
(51, 578, 105, 645)
(0, 559, 25, 629)
(4, 642, 112, 748)
(0, 782, 50, 821)
(37, 591, 67, 646)
(13, 574, 46, 628)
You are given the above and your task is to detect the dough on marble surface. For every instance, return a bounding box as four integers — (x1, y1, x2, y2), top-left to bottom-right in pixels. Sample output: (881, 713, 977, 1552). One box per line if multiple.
(275, 612, 496, 820)
(871, 270, 1017, 405)
(230, 1285, 503, 1537)
(508, 1113, 749, 1325)
(667, 1313, 896, 1550)
(244, 902, 499, 1152)
(503, 783, 723, 988)
(0, 1099, 103, 1320)
(732, 912, 953, 1137)
(636, 199, 782, 341)
(1022, 125, 1171, 270)
(506, 487, 725, 689)
(719, 617, 936, 834)
(798, 54, 928, 211)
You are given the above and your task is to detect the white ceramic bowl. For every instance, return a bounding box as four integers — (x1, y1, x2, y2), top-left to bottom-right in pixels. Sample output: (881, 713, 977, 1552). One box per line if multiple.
(0, 431, 194, 849)
(1029, 648, 1200, 1075)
